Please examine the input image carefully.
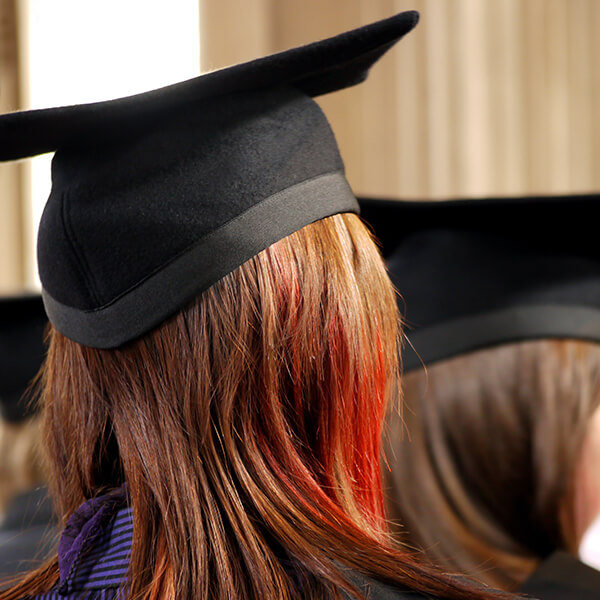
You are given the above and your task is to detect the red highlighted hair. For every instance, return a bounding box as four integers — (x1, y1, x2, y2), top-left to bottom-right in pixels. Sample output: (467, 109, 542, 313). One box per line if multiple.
(3, 214, 504, 599)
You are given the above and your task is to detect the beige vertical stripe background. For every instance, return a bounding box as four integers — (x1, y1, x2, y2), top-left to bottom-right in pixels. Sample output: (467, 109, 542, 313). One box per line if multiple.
(0, 0, 26, 292)
(200, 0, 600, 200)
(3, 0, 600, 290)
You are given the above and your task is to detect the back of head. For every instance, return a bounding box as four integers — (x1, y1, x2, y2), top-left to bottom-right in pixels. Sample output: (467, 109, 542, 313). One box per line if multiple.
(8, 213, 501, 600)
(31, 213, 404, 599)
(385, 339, 600, 590)
(358, 192, 600, 591)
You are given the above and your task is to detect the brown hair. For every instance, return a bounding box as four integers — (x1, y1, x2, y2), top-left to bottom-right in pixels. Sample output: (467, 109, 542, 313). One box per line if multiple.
(2, 214, 505, 600)
(385, 340, 600, 591)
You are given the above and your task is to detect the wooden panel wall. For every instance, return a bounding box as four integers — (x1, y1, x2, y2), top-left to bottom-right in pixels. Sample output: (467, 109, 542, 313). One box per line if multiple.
(0, 0, 25, 292)
(200, 0, 600, 199)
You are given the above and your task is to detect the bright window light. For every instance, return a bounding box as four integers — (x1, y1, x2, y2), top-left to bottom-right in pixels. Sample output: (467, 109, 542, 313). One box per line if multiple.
(25, 0, 200, 286)
(581, 515, 600, 570)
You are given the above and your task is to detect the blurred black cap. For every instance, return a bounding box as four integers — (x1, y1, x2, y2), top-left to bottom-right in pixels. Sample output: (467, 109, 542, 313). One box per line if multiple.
(360, 194, 600, 370)
(0, 296, 47, 422)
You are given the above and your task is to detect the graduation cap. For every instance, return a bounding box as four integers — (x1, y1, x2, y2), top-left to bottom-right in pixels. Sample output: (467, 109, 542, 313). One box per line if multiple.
(0, 11, 419, 349)
(359, 194, 600, 371)
(0, 296, 47, 422)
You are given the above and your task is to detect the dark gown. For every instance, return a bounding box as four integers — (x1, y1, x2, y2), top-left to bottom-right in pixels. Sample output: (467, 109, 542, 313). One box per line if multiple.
(345, 572, 436, 599)
(15, 487, 436, 599)
(0, 486, 58, 584)
(520, 551, 600, 599)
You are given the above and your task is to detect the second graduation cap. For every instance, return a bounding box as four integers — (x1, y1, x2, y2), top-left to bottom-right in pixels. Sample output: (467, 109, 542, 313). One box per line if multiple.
(0, 11, 420, 349)
(360, 194, 600, 371)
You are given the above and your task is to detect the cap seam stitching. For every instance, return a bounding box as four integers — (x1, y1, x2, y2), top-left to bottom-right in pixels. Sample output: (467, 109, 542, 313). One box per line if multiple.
(60, 189, 103, 306)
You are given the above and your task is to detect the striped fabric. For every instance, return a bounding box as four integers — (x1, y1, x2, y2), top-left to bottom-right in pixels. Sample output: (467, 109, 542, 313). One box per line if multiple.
(22, 487, 431, 599)
(28, 491, 132, 599)
(32, 589, 126, 600)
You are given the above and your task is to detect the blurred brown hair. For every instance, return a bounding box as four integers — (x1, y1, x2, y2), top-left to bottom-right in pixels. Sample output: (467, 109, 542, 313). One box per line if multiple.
(2, 214, 504, 600)
(385, 340, 600, 591)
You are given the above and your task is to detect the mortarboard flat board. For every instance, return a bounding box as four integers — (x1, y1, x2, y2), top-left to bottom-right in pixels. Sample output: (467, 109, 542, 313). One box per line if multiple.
(0, 295, 48, 422)
(0, 11, 419, 349)
(359, 194, 600, 371)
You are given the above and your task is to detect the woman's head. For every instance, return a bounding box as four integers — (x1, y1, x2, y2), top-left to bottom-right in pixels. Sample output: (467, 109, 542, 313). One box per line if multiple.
(4, 211, 500, 600)
(42, 213, 401, 598)
(385, 339, 600, 590)
(356, 193, 600, 591)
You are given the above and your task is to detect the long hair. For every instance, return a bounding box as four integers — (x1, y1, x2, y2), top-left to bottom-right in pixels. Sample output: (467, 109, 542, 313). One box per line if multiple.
(3, 214, 503, 600)
(385, 340, 600, 591)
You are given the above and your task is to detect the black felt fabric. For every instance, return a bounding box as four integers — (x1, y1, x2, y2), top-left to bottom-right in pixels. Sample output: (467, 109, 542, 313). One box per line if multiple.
(42, 173, 356, 349)
(359, 193, 600, 368)
(0, 12, 419, 349)
(519, 552, 600, 599)
(387, 229, 600, 330)
(0, 296, 47, 422)
(38, 89, 344, 310)
(0, 12, 419, 161)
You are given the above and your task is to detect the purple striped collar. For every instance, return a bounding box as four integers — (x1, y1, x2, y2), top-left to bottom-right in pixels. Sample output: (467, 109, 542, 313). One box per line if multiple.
(57, 487, 132, 594)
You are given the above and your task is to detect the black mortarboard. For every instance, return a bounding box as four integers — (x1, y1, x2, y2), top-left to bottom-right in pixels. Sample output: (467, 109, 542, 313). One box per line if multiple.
(360, 194, 600, 371)
(0, 296, 47, 422)
(0, 11, 419, 349)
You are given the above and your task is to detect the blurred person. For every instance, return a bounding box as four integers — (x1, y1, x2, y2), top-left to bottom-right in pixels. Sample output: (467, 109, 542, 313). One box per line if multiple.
(0, 13, 511, 600)
(360, 194, 600, 599)
(0, 295, 56, 580)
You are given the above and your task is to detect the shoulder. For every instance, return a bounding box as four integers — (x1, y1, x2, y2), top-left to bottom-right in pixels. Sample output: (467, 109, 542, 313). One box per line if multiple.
(520, 551, 600, 599)
(11, 488, 130, 599)
(0, 486, 58, 580)
(344, 571, 435, 599)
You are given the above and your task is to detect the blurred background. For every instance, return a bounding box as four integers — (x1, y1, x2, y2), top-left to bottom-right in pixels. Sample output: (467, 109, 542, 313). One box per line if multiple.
(1, 0, 600, 567)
